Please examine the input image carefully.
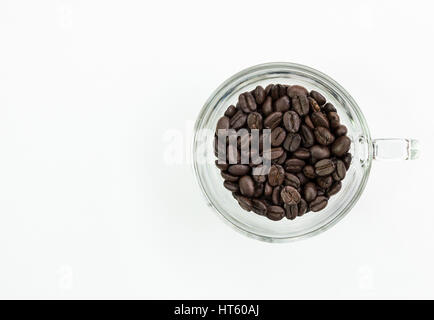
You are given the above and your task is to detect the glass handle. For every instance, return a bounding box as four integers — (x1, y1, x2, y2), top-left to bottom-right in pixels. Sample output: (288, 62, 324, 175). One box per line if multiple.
(373, 138, 420, 161)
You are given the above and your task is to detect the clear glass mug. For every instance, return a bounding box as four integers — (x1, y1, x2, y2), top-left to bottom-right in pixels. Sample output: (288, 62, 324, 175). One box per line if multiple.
(192, 62, 419, 242)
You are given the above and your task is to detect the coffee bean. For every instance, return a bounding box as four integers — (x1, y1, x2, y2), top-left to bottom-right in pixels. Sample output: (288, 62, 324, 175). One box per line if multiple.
(284, 172, 300, 189)
(228, 164, 250, 176)
(296, 172, 308, 185)
(308, 96, 321, 112)
(316, 176, 333, 189)
(342, 152, 352, 169)
(315, 159, 335, 176)
(230, 110, 247, 129)
(267, 206, 285, 221)
(323, 102, 336, 113)
(310, 145, 330, 162)
(275, 151, 287, 165)
(287, 85, 308, 97)
(332, 160, 346, 181)
(221, 171, 239, 182)
(271, 127, 286, 146)
(285, 158, 305, 173)
(304, 182, 317, 202)
(311, 112, 329, 128)
(268, 165, 285, 186)
(237, 195, 252, 212)
(292, 95, 310, 116)
(283, 111, 301, 133)
(264, 182, 273, 198)
(215, 160, 229, 171)
(216, 116, 230, 132)
(264, 112, 283, 129)
(275, 96, 290, 112)
(304, 115, 315, 129)
(251, 199, 267, 215)
(310, 90, 326, 106)
(224, 181, 239, 192)
(246, 112, 263, 130)
(254, 86, 266, 105)
(239, 175, 255, 197)
(262, 96, 273, 116)
(224, 105, 237, 117)
(331, 136, 351, 157)
(335, 124, 347, 136)
(298, 199, 308, 216)
(272, 186, 282, 205)
(270, 85, 280, 100)
(328, 112, 340, 128)
(284, 203, 298, 220)
(283, 133, 301, 152)
(303, 165, 316, 179)
(293, 148, 310, 160)
(237, 94, 250, 113)
(310, 196, 328, 212)
(264, 147, 284, 160)
(281, 186, 301, 205)
(328, 181, 342, 197)
(300, 124, 315, 147)
(314, 126, 335, 145)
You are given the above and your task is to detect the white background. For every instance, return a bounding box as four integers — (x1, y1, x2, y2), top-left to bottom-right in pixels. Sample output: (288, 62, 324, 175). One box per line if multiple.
(0, 0, 433, 299)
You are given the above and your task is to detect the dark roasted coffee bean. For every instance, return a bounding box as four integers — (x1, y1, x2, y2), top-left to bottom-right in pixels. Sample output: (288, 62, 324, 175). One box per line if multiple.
(264, 84, 273, 96)
(271, 127, 286, 147)
(275, 96, 290, 112)
(224, 105, 237, 117)
(285, 203, 298, 220)
(237, 195, 252, 212)
(252, 199, 267, 215)
(304, 115, 314, 129)
(264, 182, 273, 198)
(239, 175, 255, 197)
(224, 181, 239, 192)
(264, 147, 284, 160)
(230, 110, 247, 129)
(216, 116, 230, 132)
(228, 164, 250, 176)
(308, 97, 321, 112)
(310, 145, 330, 162)
(292, 95, 310, 116)
(221, 171, 239, 182)
(285, 158, 305, 173)
(275, 151, 287, 165)
(342, 152, 352, 169)
(310, 90, 326, 106)
(287, 85, 308, 98)
(332, 160, 346, 181)
(296, 172, 308, 185)
(303, 165, 316, 179)
(254, 86, 266, 105)
(335, 124, 347, 136)
(304, 182, 317, 202)
(244, 92, 257, 112)
(237, 94, 250, 113)
(279, 84, 288, 97)
(311, 112, 329, 128)
(283, 111, 301, 133)
(264, 111, 283, 129)
(262, 96, 273, 116)
(323, 102, 336, 113)
(310, 196, 328, 212)
(314, 126, 335, 145)
(283, 133, 302, 152)
(267, 206, 285, 221)
(281, 186, 301, 205)
(247, 112, 263, 130)
(315, 159, 335, 176)
(215, 160, 229, 171)
(272, 186, 282, 205)
(253, 183, 264, 198)
(284, 172, 300, 188)
(316, 176, 333, 189)
(270, 85, 280, 100)
(293, 148, 310, 160)
(328, 181, 342, 197)
(268, 164, 285, 186)
(328, 112, 340, 128)
(300, 124, 315, 147)
(298, 199, 308, 216)
(331, 136, 351, 157)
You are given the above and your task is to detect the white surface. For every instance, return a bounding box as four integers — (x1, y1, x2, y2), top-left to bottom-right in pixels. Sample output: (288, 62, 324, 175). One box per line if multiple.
(0, 0, 433, 299)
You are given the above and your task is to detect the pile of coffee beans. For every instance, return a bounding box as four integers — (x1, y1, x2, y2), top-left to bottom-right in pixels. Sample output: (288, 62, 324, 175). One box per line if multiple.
(214, 84, 352, 221)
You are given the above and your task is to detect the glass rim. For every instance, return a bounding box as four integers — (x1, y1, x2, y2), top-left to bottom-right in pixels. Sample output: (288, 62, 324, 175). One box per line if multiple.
(192, 62, 373, 242)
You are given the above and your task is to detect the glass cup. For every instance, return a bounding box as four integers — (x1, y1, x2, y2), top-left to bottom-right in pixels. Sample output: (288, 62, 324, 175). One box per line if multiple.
(192, 62, 419, 242)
